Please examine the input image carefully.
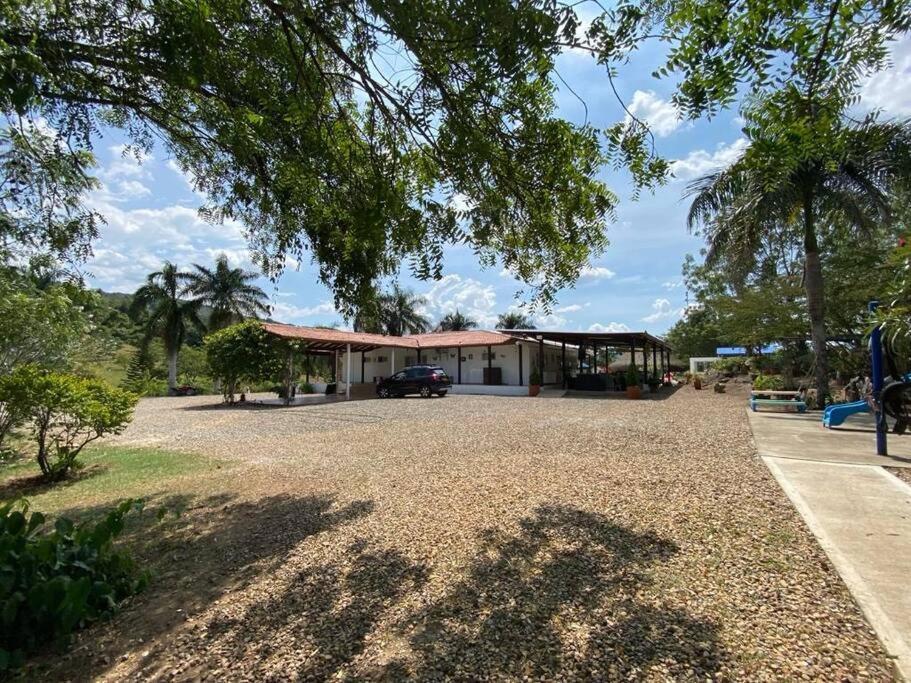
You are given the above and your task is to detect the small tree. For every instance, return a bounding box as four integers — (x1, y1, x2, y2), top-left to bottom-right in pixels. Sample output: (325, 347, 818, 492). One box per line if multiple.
(1, 366, 137, 479)
(625, 363, 640, 388)
(204, 321, 283, 403)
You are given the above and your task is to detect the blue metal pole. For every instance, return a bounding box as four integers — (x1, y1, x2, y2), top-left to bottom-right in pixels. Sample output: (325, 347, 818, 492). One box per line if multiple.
(869, 300, 887, 456)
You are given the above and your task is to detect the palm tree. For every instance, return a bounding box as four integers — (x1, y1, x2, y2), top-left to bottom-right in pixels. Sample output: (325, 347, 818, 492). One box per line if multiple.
(184, 254, 270, 331)
(379, 285, 430, 336)
(496, 311, 535, 329)
(438, 309, 478, 331)
(686, 120, 911, 399)
(130, 262, 203, 392)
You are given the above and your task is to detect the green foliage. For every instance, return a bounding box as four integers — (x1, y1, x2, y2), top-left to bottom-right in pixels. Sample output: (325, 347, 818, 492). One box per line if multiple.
(183, 255, 270, 331)
(299, 382, 315, 394)
(0, 366, 137, 479)
(625, 363, 640, 387)
(529, 367, 542, 386)
(665, 306, 723, 362)
(355, 285, 430, 336)
(0, 267, 92, 374)
(495, 312, 535, 330)
(0, 499, 147, 669)
(130, 263, 204, 390)
(4, 0, 624, 313)
(752, 374, 785, 391)
(204, 321, 284, 403)
(437, 309, 477, 332)
(712, 358, 747, 376)
(0, 124, 101, 269)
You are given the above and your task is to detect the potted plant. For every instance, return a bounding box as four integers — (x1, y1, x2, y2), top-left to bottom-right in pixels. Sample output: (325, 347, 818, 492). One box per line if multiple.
(625, 364, 641, 399)
(647, 373, 660, 393)
(529, 367, 542, 397)
(693, 374, 702, 390)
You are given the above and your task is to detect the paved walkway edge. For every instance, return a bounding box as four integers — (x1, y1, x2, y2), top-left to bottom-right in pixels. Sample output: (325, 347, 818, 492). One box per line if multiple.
(763, 456, 910, 681)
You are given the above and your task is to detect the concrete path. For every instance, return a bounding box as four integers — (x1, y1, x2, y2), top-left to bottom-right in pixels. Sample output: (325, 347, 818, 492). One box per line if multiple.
(750, 409, 911, 679)
(749, 409, 911, 467)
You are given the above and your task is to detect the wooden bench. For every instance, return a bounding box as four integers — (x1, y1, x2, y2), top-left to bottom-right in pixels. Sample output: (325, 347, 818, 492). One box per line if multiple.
(750, 398, 807, 412)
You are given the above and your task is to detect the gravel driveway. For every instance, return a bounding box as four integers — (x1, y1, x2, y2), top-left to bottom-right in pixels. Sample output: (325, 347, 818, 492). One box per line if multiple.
(56, 388, 892, 681)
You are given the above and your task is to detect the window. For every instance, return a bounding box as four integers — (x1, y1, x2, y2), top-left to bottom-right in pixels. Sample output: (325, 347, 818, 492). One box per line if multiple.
(468, 353, 473, 360)
(391, 371, 406, 381)
(375, 356, 387, 363)
(406, 368, 423, 378)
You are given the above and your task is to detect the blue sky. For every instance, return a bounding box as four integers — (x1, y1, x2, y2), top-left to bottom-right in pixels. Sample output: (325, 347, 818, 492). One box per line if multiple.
(81, 32, 911, 335)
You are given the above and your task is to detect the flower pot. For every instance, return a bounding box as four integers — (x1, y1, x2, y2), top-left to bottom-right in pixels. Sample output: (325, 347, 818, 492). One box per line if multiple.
(693, 377, 702, 390)
(529, 384, 541, 397)
(626, 385, 641, 400)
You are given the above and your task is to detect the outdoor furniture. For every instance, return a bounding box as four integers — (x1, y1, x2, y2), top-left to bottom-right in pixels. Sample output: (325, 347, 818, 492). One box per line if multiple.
(750, 397, 807, 412)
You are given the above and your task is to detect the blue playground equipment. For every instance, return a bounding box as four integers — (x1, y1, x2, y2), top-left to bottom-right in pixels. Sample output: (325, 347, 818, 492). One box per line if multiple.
(823, 400, 870, 428)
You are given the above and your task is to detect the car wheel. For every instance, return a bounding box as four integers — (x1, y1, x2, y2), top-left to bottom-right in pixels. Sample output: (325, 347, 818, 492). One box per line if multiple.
(378, 387, 389, 398)
(420, 385, 432, 398)
(437, 390, 447, 397)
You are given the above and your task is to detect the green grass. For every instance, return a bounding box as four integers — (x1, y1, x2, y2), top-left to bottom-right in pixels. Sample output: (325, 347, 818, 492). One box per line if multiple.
(0, 445, 214, 515)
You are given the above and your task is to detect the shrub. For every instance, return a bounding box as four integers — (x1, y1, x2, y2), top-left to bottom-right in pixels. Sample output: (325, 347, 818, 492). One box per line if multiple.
(752, 374, 785, 391)
(299, 382, 315, 394)
(712, 357, 747, 376)
(205, 321, 284, 403)
(2, 366, 137, 480)
(529, 367, 542, 386)
(625, 363, 640, 387)
(0, 499, 148, 670)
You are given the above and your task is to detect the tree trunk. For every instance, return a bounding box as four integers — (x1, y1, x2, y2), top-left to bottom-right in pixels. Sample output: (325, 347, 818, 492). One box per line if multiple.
(168, 346, 178, 392)
(803, 194, 829, 402)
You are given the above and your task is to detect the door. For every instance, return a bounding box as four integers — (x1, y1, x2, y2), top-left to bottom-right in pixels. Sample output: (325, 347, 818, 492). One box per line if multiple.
(404, 367, 424, 394)
(387, 370, 407, 394)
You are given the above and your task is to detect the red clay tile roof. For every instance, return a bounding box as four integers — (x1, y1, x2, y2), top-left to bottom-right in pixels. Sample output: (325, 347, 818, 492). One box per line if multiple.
(405, 330, 517, 348)
(261, 322, 517, 351)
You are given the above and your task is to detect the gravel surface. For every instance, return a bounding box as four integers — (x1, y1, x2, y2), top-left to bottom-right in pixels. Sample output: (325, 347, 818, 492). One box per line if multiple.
(887, 467, 911, 487)
(42, 388, 893, 681)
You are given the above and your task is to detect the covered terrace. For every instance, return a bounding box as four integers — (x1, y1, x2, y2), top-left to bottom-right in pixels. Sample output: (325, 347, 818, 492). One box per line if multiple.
(501, 329, 673, 391)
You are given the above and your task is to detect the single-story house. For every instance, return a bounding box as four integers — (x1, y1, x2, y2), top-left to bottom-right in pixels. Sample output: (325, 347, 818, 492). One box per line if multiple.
(261, 323, 672, 398)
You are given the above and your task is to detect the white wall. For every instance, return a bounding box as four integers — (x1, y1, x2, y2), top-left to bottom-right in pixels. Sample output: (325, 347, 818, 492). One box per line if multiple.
(338, 341, 580, 387)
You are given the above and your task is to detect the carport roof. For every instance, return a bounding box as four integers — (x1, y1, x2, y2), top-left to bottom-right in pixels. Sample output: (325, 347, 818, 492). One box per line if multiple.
(500, 329, 671, 350)
(261, 323, 519, 352)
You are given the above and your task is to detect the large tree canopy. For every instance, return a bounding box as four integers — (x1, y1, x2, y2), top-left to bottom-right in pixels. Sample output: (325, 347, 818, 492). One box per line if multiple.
(1, 0, 626, 313)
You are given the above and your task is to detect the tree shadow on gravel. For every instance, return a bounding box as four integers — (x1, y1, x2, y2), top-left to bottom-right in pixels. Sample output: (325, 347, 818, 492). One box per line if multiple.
(381, 504, 726, 679)
(26, 492, 374, 680)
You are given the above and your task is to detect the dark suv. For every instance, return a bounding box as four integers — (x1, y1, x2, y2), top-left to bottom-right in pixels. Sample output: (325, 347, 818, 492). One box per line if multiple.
(376, 365, 452, 398)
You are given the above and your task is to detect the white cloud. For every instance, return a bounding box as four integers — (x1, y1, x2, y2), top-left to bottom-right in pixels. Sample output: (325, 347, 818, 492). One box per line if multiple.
(588, 322, 630, 333)
(102, 144, 152, 181)
(860, 37, 911, 116)
(555, 302, 589, 313)
(418, 274, 498, 328)
(670, 138, 749, 181)
(579, 266, 616, 280)
(84, 191, 252, 291)
(534, 312, 568, 328)
(662, 280, 683, 290)
(641, 298, 684, 323)
(626, 90, 681, 137)
(271, 300, 337, 322)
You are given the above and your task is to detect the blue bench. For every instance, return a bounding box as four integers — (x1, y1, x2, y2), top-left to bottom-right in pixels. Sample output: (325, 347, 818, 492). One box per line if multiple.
(750, 398, 807, 412)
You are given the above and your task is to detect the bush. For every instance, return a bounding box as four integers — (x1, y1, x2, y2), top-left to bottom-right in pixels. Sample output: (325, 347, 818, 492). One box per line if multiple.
(0, 499, 148, 670)
(625, 363, 640, 387)
(529, 367, 542, 386)
(712, 357, 747, 376)
(205, 321, 284, 403)
(1, 366, 137, 480)
(752, 374, 785, 391)
(299, 382, 315, 394)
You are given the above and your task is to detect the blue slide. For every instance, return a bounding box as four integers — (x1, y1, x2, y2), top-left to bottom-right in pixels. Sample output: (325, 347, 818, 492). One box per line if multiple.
(823, 400, 870, 428)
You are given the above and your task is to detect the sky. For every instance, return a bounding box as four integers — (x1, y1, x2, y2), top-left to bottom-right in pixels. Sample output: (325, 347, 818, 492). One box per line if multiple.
(79, 29, 911, 335)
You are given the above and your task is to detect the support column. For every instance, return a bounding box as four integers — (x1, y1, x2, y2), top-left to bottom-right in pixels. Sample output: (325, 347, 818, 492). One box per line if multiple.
(487, 345, 492, 385)
(390, 348, 395, 375)
(538, 337, 545, 382)
(518, 343, 523, 386)
(345, 343, 351, 400)
(561, 342, 566, 388)
(579, 344, 584, 373)
(417, 348, 422, 364)
(457, 346, 462, 384)
(305, 352, 310, 384)
(333, 349, 338, 390)
(361, 350, 366, 384)
(652, 344, 657, 382)
(643, 341, 649, 382)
